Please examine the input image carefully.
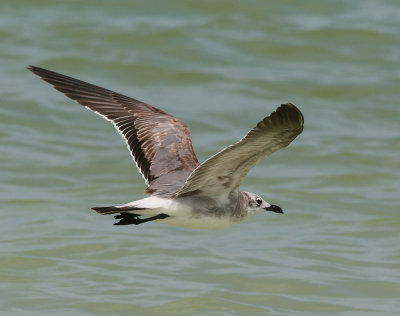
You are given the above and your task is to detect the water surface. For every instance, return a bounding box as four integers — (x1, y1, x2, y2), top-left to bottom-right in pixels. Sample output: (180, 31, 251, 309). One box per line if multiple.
(1, 1, 400, 315)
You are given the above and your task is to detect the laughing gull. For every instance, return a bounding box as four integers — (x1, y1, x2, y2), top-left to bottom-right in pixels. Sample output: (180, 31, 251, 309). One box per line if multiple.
(28, 66, 304, 229)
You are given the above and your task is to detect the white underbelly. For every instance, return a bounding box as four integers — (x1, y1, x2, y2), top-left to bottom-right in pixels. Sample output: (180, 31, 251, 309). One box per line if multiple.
(158, 215, 235, 229)
(155, 199, 237, 229)
(128, 198, 238, 229)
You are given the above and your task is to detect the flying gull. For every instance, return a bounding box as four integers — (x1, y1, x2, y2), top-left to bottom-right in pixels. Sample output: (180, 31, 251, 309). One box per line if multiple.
(28, 66, 304, 229)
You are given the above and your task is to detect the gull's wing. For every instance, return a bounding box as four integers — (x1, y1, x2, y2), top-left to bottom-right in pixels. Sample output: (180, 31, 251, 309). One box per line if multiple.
(28, 66, 199, 196)
(175, 103, 304, 198)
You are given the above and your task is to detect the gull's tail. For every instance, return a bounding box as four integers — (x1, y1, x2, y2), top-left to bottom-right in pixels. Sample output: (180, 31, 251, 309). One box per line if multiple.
(91, 196, 171, 215)
(92, 205, 144, 215)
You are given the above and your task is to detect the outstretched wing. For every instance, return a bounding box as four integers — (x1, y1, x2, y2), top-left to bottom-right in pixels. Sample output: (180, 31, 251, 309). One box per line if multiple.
(176, 103, 304, 198)
(28, 66, 199, 196)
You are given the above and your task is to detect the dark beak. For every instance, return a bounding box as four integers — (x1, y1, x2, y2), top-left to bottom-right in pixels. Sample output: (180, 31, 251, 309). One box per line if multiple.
(264, 204, 284, 214)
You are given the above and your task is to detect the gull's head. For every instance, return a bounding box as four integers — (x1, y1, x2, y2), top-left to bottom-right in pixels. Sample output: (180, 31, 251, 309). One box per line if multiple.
(244, 192, 284, 216)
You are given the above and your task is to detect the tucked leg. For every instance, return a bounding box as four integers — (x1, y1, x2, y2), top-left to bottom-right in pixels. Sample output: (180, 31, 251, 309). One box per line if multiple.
(114, 213, 169, 226)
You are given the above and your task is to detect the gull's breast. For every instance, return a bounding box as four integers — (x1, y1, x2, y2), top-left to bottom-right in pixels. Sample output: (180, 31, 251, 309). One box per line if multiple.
(159, 199, 237, 229)
(158, 215, 236, 229)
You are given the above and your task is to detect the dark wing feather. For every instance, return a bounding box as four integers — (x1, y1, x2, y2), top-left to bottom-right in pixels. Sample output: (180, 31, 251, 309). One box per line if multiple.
(28, 65, 199, 196)
(176, 103, 304, 197)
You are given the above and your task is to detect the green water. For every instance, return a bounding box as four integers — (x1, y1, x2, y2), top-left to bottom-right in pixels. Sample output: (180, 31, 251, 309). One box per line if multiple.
(1, 0, 400, 315)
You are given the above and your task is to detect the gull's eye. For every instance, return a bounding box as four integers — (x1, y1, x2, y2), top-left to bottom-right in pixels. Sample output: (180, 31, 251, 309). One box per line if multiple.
(256, 198, 263, 207)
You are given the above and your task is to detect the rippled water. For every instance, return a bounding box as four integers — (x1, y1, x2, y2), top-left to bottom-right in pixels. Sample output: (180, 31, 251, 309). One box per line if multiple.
(1, 1, 400, 315)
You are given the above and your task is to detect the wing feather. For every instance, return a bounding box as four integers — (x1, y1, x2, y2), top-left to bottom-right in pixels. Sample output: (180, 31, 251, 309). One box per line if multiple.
(28, 65, 199, 196)
(176, 103, 304, 197)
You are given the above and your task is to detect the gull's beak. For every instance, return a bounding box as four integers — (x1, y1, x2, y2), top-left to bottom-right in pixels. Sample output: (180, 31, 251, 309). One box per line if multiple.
(265, 204, 284, 214)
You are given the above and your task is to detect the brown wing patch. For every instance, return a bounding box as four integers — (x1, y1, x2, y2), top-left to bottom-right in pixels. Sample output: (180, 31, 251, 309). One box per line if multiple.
(28, 65, 199, 195)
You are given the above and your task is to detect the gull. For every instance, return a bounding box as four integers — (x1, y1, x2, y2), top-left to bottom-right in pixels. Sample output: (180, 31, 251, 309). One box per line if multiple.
(28, 66, 304, 229)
